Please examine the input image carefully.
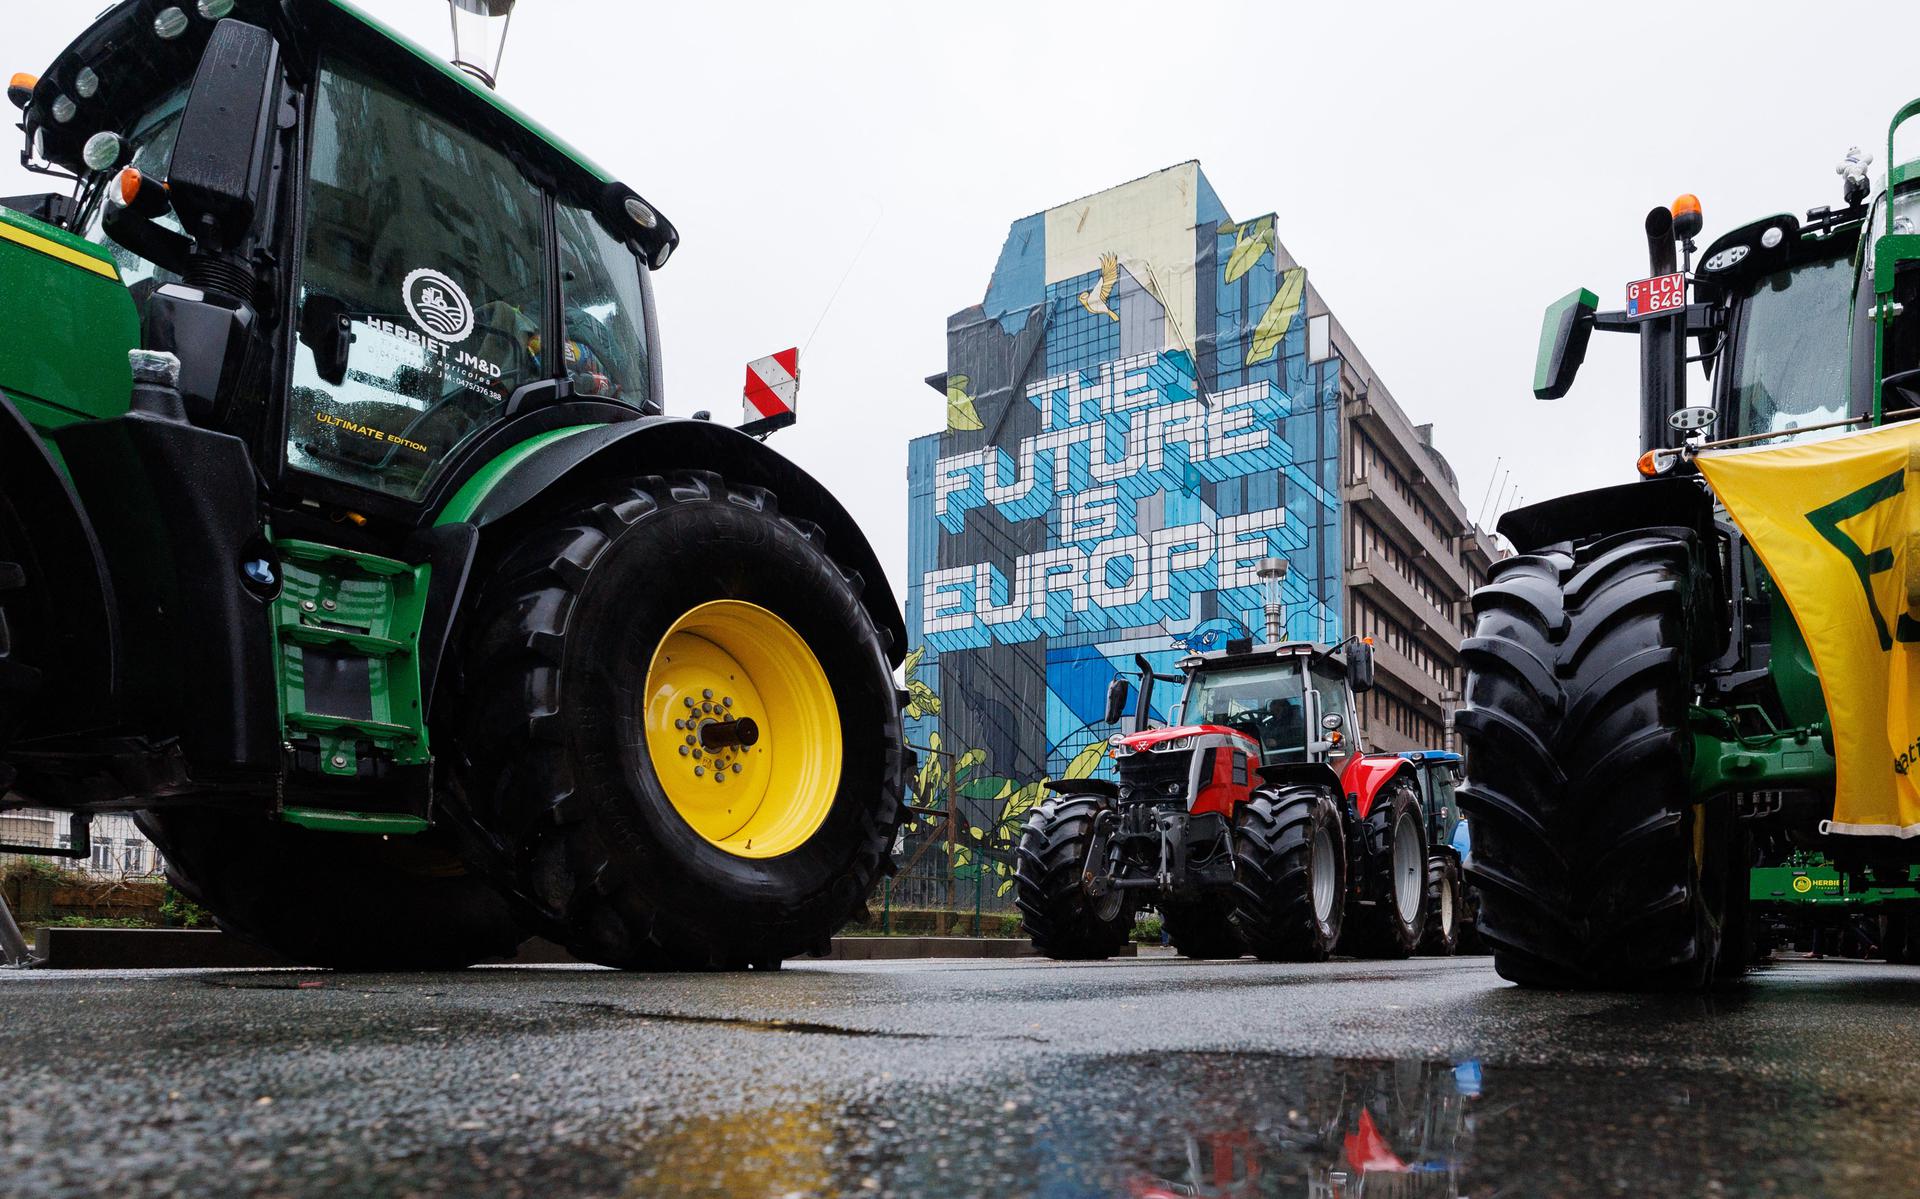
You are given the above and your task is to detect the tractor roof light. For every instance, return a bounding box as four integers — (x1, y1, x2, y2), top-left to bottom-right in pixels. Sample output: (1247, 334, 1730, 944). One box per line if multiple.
(198, 0, 237, 17)
(6, 73, 36, 111)
(153, 7, 191, 40)
(1671, 193, 1704, 241)
(83, 131, 126, 172)
(73, 67, 99, 99)
(49, 93, 76, 124)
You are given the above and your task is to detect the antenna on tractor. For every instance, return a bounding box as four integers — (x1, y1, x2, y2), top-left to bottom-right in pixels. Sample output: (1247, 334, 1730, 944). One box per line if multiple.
(447, 0, 516, 89)
(1257, 557, 1289, 643)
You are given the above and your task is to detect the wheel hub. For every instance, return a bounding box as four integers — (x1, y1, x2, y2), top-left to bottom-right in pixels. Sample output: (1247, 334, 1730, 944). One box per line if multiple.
(668, 690, 755, 786)
(1392, 810, 1422, 923)
(1311, 822, 1337, 923)
(643, 601, 841, 859)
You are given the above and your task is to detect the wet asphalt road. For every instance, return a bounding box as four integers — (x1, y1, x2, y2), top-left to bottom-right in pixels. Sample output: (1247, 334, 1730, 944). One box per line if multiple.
(3, 952, 1919, 1198)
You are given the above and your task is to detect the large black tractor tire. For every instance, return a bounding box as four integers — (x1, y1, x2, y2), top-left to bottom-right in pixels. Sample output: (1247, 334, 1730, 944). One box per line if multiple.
(1014, 795, 1134, 960)
(0, 554, 29, 762)
(1160, 893, 1245, 959)
(0, 499, 41, 757)
(1456, 527, 1734, 990)
(1418, 853, 1465, 956)
(136, 809, 526, 970)
(1230, 784, 1346, 961)
(1343, 776, 1428, 959)
(450, 471, 905, 970)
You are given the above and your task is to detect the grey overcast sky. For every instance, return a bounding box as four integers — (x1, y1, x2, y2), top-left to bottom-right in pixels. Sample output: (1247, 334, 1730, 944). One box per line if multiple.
(8, 1, 1920, 601)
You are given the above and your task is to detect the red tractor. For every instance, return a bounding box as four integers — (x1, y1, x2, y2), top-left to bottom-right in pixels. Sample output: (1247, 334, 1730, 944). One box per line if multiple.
(1015, 636, 1440, 961)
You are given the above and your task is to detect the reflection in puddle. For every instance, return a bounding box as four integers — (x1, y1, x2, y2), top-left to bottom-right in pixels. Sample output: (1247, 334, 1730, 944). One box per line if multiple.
(628, 1051, 1905, 1198)
(1120, 1059, 1473, 1198)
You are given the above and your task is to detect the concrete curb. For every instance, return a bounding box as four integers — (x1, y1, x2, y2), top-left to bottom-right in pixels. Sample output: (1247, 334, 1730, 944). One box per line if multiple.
(26, 927, 1133, 969)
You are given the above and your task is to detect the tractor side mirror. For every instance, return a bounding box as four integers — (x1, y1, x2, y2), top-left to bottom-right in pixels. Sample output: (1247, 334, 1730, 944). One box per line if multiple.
(1347, 641, 1375, 693)
(298, 294, 355, 386)
(1533, 287, 1598, 400)
(168, 20, 282, 257)
(1104, 677, 1131, 726)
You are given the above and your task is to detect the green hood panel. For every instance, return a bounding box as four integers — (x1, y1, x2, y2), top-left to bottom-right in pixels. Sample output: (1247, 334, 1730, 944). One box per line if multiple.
(0, 206, 138, 428)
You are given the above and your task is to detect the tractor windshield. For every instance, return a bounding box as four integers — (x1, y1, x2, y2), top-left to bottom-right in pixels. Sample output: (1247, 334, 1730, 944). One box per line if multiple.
(1725, 251, 1855, 440)
(286, 57, 552, 502)
(1185, 661, 1310, 764)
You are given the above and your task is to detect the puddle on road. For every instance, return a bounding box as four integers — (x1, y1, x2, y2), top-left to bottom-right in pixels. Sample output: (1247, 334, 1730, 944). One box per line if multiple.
(619, 1052, 1906, 1198)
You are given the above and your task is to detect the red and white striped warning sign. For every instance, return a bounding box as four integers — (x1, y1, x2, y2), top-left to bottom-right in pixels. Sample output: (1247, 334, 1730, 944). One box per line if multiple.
(743, 348, 799, 424)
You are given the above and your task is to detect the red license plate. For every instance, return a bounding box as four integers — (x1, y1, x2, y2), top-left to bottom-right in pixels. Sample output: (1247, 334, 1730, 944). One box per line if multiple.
(1626, 272, 1686, 318)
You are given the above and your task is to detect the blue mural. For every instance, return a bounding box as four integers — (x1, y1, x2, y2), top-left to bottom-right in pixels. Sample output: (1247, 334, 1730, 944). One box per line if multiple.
(902, 164, 1343, 897)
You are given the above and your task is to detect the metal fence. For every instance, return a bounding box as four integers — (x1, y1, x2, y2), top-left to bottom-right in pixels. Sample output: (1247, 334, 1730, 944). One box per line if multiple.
(872, 743, 1027, 934)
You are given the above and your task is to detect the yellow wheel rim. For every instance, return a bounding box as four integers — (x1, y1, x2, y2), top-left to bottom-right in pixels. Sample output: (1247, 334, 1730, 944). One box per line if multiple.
(642, 600, 841, 858)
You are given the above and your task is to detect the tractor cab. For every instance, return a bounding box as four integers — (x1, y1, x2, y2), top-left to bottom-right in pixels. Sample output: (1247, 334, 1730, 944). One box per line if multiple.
(1176, 638, 1371, 770)
(1104, 635, 1375, 777)
(11, 0, 676, 511)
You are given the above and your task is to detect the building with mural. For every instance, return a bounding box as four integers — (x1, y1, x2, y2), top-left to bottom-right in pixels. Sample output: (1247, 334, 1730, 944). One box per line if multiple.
(898, 163, 1495, 910)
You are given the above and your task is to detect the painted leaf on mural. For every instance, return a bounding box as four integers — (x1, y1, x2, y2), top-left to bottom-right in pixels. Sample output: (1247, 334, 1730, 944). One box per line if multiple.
(902, 647, 941, 719)
(1222, 216, 1275, 285)
(999, 780, 1044, 835)
(945, 373, 982, 432)
(1246, 267, 1307, 366)
(1062, 741, 1109, 780)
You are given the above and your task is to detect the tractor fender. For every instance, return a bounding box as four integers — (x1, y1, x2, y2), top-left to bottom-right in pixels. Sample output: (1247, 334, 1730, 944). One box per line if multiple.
(0, 390, 119, 740)
(1340, 754, 1414, 822)
(433, 416, 906, 665)
(1496, 476, 1714, 556)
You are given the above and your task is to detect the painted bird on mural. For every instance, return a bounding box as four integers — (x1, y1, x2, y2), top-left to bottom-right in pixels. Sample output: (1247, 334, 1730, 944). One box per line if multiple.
(1171, 618, 1255, 654)
(1078, 252, 1122, 322)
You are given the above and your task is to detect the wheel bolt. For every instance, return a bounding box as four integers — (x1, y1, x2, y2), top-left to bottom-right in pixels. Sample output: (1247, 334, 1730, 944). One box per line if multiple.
(723, 697, 732, 708)
(678, 745, 689, 756)
(695, 766, 705, 776)
(683, 696, 696, 708)
(731, 763, 742, 774)
(703, 688, 713, 699)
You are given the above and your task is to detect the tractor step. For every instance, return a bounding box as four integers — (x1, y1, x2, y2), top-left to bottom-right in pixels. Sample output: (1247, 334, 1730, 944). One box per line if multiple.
(270, 539, 433, 831)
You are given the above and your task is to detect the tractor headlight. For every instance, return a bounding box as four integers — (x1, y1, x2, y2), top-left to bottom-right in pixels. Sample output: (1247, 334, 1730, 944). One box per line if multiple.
(1150, 736, 1194, 754)
(153, 7, 190, 39)
(1108, 737, 1135, 759)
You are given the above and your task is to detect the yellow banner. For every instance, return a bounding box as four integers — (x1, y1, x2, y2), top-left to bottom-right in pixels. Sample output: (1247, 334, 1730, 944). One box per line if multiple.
(1697, 422, 1920, 837)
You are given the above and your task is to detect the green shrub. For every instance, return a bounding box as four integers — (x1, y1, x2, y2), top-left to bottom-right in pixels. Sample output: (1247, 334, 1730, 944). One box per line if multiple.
(1131, 913, 1164, 943)
(159, 885, 208, 929)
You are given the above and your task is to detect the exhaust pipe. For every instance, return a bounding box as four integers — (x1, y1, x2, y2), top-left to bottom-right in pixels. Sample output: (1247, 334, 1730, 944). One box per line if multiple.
(1639, 205, 1687, 454)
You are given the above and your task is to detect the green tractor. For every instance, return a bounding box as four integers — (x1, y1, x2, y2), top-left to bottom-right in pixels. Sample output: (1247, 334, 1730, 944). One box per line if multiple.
(0, 1, 906, 970)
(1459, 100, 1920, 988)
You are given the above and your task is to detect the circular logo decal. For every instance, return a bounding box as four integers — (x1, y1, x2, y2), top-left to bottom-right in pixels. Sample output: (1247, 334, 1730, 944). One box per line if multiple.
(402, 267, 475, 343)
(1791, 874, 1813, 894)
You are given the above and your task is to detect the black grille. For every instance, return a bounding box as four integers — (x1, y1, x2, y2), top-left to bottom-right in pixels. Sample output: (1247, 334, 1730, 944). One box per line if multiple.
(1117, 753, 1190, 805)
